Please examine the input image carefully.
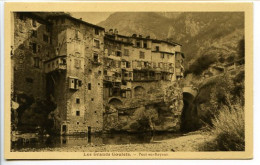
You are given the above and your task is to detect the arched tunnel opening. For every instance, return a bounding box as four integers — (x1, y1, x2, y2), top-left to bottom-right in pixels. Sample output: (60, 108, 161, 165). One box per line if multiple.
(181, 92, 200, 132)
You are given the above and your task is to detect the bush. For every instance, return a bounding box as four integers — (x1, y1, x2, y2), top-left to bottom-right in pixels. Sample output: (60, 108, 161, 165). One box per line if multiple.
(210, 105, 245, 151)
(186, 55, 217, 76)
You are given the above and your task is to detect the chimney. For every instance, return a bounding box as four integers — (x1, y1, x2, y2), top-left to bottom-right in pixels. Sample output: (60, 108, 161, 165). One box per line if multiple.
(114, 29, 118, 35)
(109, 29, 114, 35)
(79, 18, 82, 20)
(132, 34, 137, 37)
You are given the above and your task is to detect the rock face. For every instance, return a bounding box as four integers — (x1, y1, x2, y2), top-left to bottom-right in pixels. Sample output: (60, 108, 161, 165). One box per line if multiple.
(103, 82, 183, 133)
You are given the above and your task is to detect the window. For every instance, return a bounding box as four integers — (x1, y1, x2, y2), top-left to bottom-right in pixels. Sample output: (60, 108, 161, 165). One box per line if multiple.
(139, 51, 145, 59)
(124, 49, 129, 56)
(95, 28, 99, 35)
(116, 51, 121, 57)
(26, 78, 33, 83)
(161, 53, 164, 59)
(144, 42, 147, 48)
(32, 20, 37, 27)
(32, 43, 37, 53)
(93, 53, 99, 63)
(94, 39, 100, 48)
(74, 59, 81, 68)
(104, 70, 107, 75)
(126, 61, 131, 68)
(75, 30, 80, 39)
(69, 77, 81, 90)
(91, 98, 94, 101)
(136, 40, 141, 47)
(156, 46, 160, 51)
(76, 111, 80, 116)
(78, 80, 82, 87)
(88, 83, 91, 90)
(34, 57, 40, 68)
(43, 34, 49, 43)
(32, 30, 37, 38)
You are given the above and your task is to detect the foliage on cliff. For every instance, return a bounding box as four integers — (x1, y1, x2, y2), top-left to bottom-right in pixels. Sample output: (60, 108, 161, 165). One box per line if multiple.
(195, 70, 245, 151)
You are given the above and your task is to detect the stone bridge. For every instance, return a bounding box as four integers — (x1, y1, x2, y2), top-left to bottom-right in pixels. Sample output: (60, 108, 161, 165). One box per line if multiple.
(181, 85, 199, 131)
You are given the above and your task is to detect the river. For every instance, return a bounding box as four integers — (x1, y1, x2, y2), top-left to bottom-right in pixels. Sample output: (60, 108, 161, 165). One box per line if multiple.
(11, 132, 183, 151)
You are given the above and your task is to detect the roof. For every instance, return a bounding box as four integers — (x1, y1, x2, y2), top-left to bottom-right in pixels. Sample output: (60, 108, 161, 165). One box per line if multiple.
(105, 32, 182, 47)
(20, 12, 52, 25)
(151, 50, 174, 55)
(47, 14, 105, 30)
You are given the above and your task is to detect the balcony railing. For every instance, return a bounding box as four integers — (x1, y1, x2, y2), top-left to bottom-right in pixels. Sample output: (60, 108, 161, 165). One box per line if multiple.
(44, 56, 67, 73)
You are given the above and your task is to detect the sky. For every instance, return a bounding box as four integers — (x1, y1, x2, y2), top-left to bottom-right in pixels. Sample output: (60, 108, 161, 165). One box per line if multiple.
(71, 12, 113, 25)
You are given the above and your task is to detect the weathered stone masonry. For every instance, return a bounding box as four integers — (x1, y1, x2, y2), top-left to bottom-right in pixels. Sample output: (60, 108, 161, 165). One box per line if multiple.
(12, 12, 185, 134)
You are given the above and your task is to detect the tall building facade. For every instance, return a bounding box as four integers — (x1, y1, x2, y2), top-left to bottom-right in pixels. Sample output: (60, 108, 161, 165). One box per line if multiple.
(12, 13, 185, 135)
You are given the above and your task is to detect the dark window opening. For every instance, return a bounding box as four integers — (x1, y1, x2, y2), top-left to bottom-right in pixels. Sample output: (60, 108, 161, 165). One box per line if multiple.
(144, 42, 147, 48)
(136, 40, 141, 47)
(62, 125, 67, 132)
(76, 111, 80, 116)
(94, 40, 100, 48)
(32, 43, 37, 53)
(93, 53, 99, 63)
(77, 122, 79, 125)
(91, 98, 94, 101)
(104, 70, 107, 75)
(156, 46, 160, 51)
(88, 83, 91, 90)
(78, 80, 82, 87)
(76, 98, 80, 104)
(116, 51, 121, 57)
(98, 70, 102, 75)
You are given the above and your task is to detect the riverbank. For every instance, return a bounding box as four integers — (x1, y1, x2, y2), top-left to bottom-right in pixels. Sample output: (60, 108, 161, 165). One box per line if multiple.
(15, 131, 214, 152)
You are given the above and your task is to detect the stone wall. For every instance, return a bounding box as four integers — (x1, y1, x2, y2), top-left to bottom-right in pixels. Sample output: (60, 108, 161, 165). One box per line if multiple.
(104, 81, 183, 132)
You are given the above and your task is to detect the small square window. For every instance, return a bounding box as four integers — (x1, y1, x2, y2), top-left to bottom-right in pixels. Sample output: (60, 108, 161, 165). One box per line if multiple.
(76, 98, 80, 104)
(77, 122, 79, 125)
(91, 98, 94, 101)
(76, 111, 80, 116)
(78, 80, 82, 87)
(88, 83, 91, 90)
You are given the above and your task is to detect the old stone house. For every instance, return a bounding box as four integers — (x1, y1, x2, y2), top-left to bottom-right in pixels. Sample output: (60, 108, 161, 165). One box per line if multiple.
(12, 12, 185, 134)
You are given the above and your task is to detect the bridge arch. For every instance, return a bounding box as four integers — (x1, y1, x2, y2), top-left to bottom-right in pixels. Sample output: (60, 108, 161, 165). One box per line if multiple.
(181, 86, 199, 132)
(108, 98, 123, 107)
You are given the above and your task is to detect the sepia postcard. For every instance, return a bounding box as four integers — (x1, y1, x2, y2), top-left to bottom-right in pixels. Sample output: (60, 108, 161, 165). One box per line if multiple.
(4, 2, 253, 159)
